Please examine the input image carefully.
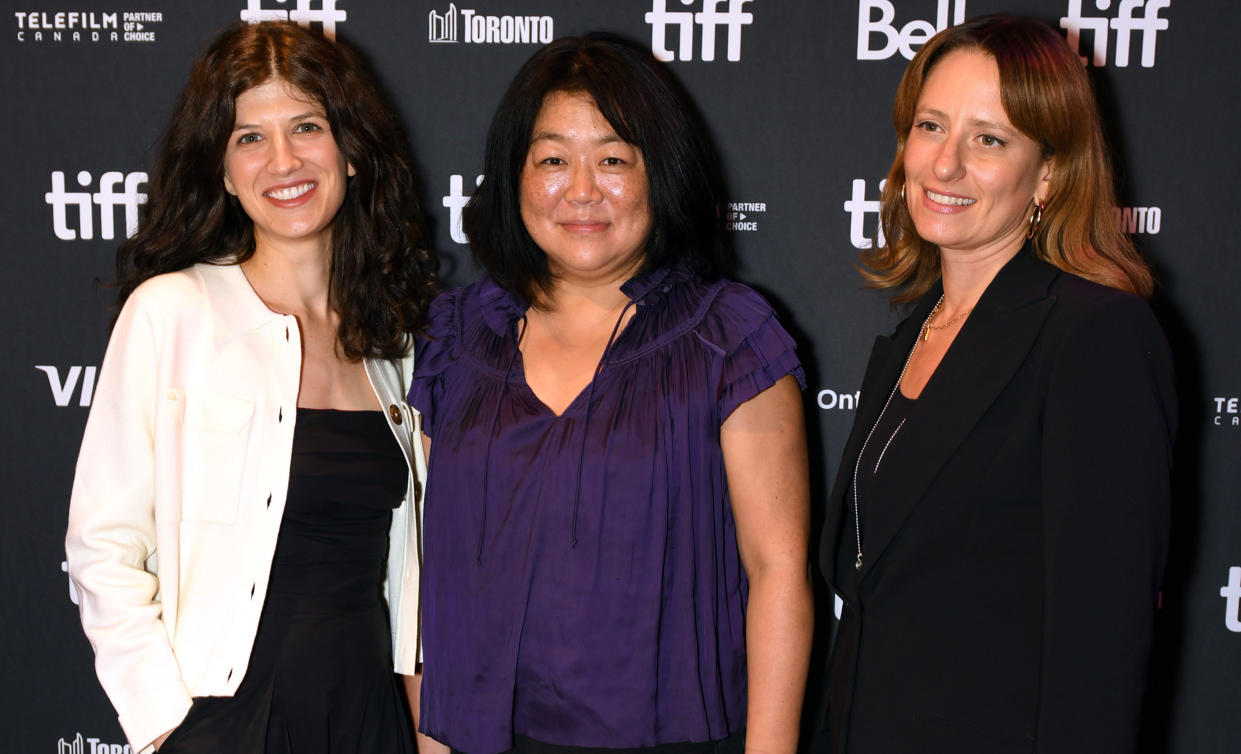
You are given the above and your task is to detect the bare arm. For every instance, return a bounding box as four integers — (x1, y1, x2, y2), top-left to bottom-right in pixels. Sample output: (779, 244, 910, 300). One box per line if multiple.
(402, 671, 449, 754)
(721, 375, 813, 754)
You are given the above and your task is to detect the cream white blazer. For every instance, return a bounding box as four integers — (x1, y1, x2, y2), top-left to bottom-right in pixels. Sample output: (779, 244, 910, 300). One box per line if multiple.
(65, 263, 426, 753)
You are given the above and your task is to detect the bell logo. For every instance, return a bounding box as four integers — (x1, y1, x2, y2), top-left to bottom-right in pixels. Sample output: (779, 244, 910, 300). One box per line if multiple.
(1059, 0, 1170, 68)
(45, 170, 148, 241)
(857, 0, 966, 61)
(646, 0, 754, 62)
(239, 0, 346, 40)
(36, 365, 98, 407)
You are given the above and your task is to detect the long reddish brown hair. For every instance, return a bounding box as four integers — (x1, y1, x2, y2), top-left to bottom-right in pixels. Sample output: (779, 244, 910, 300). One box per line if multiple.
(863, 15, 1153, 302)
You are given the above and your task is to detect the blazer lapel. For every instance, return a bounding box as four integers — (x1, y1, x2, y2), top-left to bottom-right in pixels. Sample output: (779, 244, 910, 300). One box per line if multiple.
(856, 251, 1060, 582)
(820, 289, 941, 590)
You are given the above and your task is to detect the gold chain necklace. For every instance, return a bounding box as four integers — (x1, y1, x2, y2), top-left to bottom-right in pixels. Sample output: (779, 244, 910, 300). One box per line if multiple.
(920, 295, 972, 341)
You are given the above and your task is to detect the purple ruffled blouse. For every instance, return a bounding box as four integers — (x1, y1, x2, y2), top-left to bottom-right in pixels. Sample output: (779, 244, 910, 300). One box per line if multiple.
(409, 265, 804, 754)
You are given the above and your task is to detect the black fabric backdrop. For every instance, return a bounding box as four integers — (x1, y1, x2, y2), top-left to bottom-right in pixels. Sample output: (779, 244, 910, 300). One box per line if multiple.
(2, 1, 1236, 751)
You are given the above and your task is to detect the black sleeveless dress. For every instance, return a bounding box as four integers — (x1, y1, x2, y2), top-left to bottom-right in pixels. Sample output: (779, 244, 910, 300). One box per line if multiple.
(160, 408, 415, 754)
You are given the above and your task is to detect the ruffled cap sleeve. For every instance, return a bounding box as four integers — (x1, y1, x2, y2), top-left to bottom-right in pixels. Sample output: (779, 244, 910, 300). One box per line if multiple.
(409, 287, 462, 437)
(695, 282, 805, 421)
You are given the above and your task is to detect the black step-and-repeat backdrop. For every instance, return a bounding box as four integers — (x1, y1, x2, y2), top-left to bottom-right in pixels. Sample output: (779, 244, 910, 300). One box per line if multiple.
(3, 1, 1236, 751)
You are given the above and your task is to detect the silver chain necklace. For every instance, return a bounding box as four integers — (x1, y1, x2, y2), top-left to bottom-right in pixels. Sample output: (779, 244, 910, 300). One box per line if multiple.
(850, 295, 943, 571)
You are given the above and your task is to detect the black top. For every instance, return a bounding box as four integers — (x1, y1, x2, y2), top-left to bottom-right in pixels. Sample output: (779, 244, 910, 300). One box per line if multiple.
(266, 407, 407, 614)
(157, 407, 414, 754)
(834, 388, 915, 591)
(816, 251, 1175, 753)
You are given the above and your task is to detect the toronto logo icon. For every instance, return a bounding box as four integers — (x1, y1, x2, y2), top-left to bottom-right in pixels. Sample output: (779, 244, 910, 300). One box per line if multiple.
(428, 4, 554, 45)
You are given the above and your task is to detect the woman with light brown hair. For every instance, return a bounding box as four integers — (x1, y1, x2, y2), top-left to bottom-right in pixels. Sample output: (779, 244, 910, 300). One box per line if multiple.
(817, 15, 1175, 753)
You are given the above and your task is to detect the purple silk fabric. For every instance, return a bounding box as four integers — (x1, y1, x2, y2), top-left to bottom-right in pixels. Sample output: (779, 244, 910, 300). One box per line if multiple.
(409, 265, 804, 754)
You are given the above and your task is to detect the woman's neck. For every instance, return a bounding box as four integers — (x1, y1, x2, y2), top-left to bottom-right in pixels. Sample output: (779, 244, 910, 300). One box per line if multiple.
(938, 237, 1023, 315)
(241, 236, 333, 318)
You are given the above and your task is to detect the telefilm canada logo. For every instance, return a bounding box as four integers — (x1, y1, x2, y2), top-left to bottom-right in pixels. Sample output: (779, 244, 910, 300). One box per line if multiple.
(1212, 397, 1239, 428)
(13, 11, 165, 43)
(56, 733, 132, 754)
(428, 3, 554, 45)
(239, 0, 346, 39)
(1060, 0, 1171, 68)
(646, 0, 755, 62)
(45, 170, 148, 241)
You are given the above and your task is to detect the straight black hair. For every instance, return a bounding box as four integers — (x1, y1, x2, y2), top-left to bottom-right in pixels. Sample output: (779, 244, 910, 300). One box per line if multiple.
(463, 31, 731, 304)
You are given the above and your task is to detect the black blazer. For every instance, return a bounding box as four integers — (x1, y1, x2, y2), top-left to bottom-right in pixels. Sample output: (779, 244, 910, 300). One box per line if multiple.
(817, 251, 1176, 753)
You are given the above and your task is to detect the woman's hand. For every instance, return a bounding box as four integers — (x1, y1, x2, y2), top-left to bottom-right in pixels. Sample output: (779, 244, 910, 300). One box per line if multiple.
(721, 375, 813, 754)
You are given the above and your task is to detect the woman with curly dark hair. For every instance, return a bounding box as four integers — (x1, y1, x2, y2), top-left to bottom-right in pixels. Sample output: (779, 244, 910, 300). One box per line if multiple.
(65, 21, 436, 754)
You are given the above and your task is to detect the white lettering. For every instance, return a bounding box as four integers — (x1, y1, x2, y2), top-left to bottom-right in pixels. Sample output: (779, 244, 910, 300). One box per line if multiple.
(647, 0, 753, 62)
(443, 174, 485, 244)
(241, 0, 347, 40)
(1114, 205, 1163, 235)
(47, 170, 148, 241)
(844, 177, 887, 249)
(61, 560, 80, 605)
(36, 365, 97, 407)
(817, 389, 861, 411)
(1061, 0, 1169, 68)
(1222, 567, 1241, 632)
(857, 0, 965, 61)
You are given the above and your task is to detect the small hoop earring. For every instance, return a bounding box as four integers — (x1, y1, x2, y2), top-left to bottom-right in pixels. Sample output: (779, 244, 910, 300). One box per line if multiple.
(900, 183, 906, 204)
(1026, 200, 1045, 239)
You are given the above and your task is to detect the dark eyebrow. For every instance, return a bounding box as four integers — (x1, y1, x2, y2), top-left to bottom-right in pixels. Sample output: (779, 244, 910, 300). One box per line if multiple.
(231, 112, 326, 131)
(529, 131, 625, 146)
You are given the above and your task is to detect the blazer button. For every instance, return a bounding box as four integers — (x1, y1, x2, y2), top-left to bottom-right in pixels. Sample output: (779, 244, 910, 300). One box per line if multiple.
(389, 404, 403, 425)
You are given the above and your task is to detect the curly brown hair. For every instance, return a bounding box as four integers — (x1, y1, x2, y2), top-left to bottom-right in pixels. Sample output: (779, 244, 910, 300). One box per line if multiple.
(114, 21, 436, 359)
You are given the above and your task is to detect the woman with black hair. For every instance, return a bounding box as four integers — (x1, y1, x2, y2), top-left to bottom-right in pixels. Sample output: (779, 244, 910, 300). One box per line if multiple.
(65, 21, 436, 754)
(411, 32, 812, 754)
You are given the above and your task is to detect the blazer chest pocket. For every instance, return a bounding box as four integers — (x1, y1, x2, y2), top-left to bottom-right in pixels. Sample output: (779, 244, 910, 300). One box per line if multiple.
(169, 389, 255, 524)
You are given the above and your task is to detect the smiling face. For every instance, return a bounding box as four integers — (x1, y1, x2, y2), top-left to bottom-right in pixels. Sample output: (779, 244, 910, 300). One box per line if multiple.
(223, 78, 353, 253)
(903, 49, 1052, 261)
(519, 90, 652, 287)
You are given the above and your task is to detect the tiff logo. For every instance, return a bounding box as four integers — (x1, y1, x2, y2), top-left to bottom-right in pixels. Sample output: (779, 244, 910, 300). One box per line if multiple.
(1222, 567, 1241, 632)
(646, 0, 754, 62)
(843, 177, 887, 249)
(429, 2, 458, 42)
(45, 171, 148, 241)
(443, 173, 484, 244)
(36, 365, 97, 407)
(239, 0, 346, 40)
(1060, 0, 1170, 68)
(858, 0, 966, 61)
